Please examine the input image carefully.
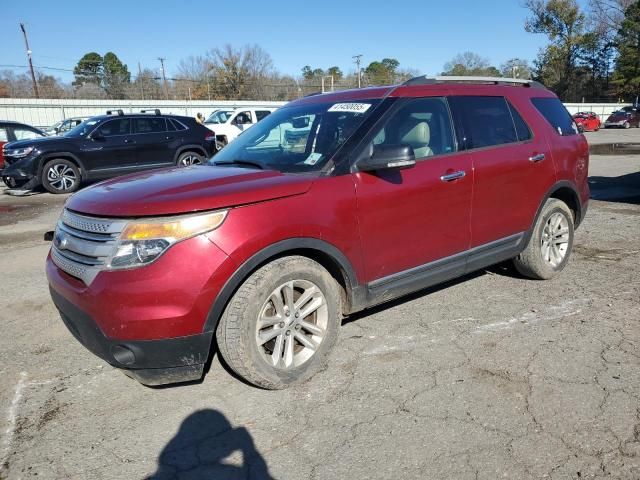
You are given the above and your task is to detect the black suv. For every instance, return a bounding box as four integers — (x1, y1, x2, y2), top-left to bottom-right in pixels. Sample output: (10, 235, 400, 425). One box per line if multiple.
(1, 110, 216, 193)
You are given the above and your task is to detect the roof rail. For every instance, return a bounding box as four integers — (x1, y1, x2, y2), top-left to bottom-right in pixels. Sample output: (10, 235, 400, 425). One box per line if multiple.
(140, 109, 161, 115)
(106, 109, 124, 116)
(403, 75, 545, 89)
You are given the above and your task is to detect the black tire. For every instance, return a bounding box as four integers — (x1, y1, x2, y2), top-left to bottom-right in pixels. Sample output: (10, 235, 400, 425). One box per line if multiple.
(513, 199, 575, 280)
(216, 256, 342, 389)
(176, 151, 204, 167)
(41, 159, 81, 194)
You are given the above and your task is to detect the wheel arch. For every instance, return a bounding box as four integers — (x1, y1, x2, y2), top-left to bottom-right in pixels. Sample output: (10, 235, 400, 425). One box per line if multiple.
(203, 238, 361, 334)
(39, 152, 86, 179)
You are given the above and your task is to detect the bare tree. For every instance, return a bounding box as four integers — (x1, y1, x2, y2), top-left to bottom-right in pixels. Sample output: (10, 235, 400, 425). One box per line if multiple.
(589, 0, 635, 32)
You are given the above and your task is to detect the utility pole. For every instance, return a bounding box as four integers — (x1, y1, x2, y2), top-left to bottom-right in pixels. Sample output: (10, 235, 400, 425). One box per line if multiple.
(20, 23, 39, 98)
(137, 62, 144, 100)
(353, 54, 363, 88)
(158, 57, 169, 100)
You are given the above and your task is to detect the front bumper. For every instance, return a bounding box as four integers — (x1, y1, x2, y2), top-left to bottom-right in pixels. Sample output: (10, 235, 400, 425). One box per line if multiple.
(50, 287, 213, 386)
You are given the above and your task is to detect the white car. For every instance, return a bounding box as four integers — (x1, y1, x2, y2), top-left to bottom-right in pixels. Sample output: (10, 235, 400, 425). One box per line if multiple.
(45, 117, 89, 136)
(204, 107, 277, 147)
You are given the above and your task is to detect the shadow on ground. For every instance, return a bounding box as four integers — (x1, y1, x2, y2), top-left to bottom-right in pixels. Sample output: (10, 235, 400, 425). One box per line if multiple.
(145, 409, 274, 480)
(589, 171, 640, 205)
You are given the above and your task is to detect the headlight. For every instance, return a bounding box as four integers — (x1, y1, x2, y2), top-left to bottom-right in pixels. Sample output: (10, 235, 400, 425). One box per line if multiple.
(106, 210, 227, 269)
(6, 146, 34, 158)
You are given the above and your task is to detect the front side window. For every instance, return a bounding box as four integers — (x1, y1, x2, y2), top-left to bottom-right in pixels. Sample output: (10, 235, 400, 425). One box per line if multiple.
(233, 111, 253, 125)
(211, 100, 381, 173)
(96, 119, 131, 137)
(369, 97, 455, 159)
(451, 96, 518, 149)
(531, 97, 578, 136)
(13, 128, 44, 140)
(134, 117, 166, 134)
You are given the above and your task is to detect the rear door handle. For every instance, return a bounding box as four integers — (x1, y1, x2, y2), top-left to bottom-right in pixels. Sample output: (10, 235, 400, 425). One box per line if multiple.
(166, 136, 174, 140)
(529, 153, 545, 163)
(124, 138, 135, 144)
(440, 170, 466, 182)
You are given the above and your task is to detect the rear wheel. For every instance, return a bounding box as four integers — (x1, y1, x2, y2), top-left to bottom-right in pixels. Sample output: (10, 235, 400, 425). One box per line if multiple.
(624, 121, 631, 129)
(513, 199, 574, 280)
(216, 256, 342, 389)
(176, 151, 204, 166)
(41, 159, 81, 194)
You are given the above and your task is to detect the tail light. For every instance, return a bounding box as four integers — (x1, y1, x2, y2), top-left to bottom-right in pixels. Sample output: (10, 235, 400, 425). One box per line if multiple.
(204, 131, 215, 141)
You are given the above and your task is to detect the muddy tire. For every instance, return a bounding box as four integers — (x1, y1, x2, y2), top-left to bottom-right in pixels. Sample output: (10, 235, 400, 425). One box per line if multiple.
(513, 199, 574, 280)
(216, 256, 342, 389)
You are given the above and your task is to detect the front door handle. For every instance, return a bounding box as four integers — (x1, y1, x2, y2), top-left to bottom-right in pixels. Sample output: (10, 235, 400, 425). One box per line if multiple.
(529, 153, 546, 163)
(440, 170, 466, 182)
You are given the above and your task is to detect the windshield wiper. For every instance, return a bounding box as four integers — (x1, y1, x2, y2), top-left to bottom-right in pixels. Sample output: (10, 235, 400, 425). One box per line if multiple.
(213, 160, 264, 170)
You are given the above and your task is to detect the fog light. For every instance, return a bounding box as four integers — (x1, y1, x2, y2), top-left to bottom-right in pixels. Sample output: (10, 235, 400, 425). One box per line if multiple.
(111, 345, 136, 365)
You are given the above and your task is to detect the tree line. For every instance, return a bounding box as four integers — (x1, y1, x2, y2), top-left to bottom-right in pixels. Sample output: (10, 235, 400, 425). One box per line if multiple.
(0, 0, 638, 102)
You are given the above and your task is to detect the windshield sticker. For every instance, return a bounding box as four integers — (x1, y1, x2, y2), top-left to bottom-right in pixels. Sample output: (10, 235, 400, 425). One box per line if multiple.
(304, 152, 323, 165)
(327, 103, 371, 114)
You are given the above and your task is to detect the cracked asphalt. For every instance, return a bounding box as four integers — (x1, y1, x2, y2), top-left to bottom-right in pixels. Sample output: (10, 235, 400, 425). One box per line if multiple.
(0, 146, 639, 479)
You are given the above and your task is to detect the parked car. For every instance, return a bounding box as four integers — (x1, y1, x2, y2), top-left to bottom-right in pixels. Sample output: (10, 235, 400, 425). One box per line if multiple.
(573, 111, 601, 132)
(46, 77, 589, 389)
(0, 121, 46, 174)
(203, 107, 277, 147)
(2, 109, 216, 193)
(45, 117, 89, 136)
(604, 105, 640, 128)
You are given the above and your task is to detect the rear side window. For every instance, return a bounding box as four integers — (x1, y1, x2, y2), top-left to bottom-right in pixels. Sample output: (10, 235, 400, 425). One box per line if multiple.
(256, 110, 271, 121)
(0, 128, 8, 142)
(531, 98, 577, 136)
(450, 96, 518, 149)
(134, 117, 167, 134)
(507, 101, 532, 142)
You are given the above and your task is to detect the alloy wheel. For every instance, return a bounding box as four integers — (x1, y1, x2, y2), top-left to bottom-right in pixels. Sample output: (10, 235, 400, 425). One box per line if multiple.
(46, 164, 78, 192)
(179, 154, 202, 166)
(255, 279, 328, 370)
(540, 212, 570, 267)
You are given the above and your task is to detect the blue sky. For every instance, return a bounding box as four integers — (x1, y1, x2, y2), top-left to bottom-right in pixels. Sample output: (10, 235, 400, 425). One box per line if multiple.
(2, 0, 550, 82)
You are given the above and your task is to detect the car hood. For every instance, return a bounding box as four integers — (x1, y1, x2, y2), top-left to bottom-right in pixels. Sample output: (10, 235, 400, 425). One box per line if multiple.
(5, 136, 66, 149)
(65, 166, 315, 217)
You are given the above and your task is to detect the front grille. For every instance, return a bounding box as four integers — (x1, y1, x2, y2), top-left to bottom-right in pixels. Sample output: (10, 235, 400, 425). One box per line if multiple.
(51, 210, 128, 285)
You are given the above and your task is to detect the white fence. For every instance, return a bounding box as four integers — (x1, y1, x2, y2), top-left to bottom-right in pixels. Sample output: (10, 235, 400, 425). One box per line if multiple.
(0, 99, 287, 129)
(0, 98, 631, 129)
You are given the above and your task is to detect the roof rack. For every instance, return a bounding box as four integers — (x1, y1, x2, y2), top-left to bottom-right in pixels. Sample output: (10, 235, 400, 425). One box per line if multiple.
(140, 109, 161, 115)
(403, 75, 545, 89)
(106, 109, 124, 116)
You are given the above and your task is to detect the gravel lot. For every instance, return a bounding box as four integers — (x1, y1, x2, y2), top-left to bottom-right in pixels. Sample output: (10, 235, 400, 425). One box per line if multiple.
(0, 140, 639, 479)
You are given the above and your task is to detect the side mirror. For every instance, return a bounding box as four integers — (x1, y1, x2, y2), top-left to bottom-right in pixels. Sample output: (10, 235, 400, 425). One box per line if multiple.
(292, 117, 310, 128)
(358, 144, 416, 172)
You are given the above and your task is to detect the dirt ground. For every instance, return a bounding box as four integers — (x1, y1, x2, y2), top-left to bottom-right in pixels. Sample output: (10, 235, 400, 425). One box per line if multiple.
(0, 144, 639, 479)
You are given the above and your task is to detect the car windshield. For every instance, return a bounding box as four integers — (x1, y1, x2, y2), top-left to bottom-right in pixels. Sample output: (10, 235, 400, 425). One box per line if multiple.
(205, 110, 233, 124)
(65, 118, 100, 137)
(210, 100, 381, 173)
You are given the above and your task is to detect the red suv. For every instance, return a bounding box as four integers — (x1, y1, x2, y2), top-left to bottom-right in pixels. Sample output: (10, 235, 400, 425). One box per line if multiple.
(46, 77, 589, 389)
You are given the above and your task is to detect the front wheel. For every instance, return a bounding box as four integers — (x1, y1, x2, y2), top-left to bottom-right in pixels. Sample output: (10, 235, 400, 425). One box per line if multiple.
(513, 199, 574, 280)
(216, 256, 342, 389)
(624, 121, 631, 129)
(41, 159, 81, 194)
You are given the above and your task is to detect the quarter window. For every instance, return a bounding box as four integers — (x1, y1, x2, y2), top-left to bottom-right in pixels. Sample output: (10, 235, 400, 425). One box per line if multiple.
(370, 97, 456, 159)
(97, 119, 131, 137)
(451, 96, 518, 149)
(507, 101, 532, 142)
(531, 98, 578, 136)
(134, 117, 167, 133)
(0, 128, 8, 142)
